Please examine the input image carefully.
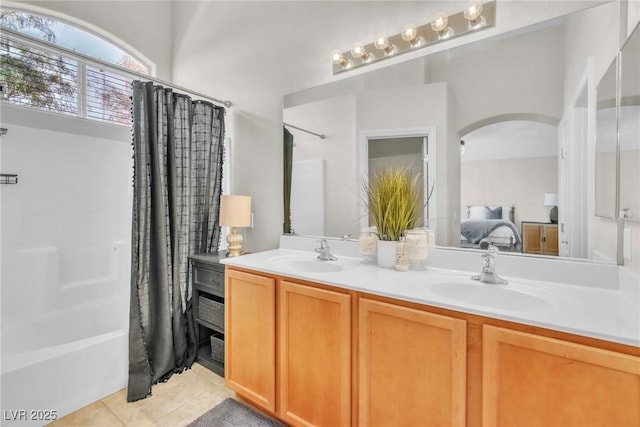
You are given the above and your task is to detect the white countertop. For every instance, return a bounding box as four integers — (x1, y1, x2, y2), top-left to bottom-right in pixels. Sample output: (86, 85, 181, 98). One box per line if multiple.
(221, 248, 640, 348)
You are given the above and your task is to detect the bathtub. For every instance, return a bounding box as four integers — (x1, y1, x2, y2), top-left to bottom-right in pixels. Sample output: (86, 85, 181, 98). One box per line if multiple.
(1, 297, 128, 426)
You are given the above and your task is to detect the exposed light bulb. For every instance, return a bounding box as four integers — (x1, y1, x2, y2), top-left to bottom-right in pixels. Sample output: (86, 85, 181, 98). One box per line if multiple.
(331, 49, 352, 69)
(401, 24, 418, 42)
(430, 13, 449, 32)
(401, 23, 424, 48)
(431, 12, 454, 39)
(373, 33, 397, 56)
(373, 33, 389, 50)
(464, 3, 483, 21)
(351, 43, 365, 57)
(351, 42, 374, 63)
(464, 3, 486, 29)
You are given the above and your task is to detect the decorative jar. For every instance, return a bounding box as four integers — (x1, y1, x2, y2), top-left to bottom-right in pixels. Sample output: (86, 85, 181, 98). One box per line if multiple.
(405, 228, 430, 269)
(359, 226, 378, 263)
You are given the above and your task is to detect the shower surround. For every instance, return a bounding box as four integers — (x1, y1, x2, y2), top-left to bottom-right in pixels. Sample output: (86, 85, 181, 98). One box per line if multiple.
(0, 107, 132, 423)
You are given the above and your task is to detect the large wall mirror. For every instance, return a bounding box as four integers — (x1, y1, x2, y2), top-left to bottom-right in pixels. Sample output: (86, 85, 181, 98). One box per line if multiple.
(595, 58, 618, 219)
(619, 22, 640, 223)
(283, 1, 622, 263)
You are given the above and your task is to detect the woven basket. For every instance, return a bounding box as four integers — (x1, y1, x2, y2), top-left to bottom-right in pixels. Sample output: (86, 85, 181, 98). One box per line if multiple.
(199, 296, 224, 329)
(210, 334, 224, 363)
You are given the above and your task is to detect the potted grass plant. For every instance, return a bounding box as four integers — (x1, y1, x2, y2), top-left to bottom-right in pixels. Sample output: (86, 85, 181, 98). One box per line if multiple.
(364, 167, 421, 268)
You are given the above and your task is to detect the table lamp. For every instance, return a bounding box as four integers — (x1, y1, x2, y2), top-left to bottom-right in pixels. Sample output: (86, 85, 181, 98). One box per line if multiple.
(544, 193, 558, 224)
(219, 195, 252, 257)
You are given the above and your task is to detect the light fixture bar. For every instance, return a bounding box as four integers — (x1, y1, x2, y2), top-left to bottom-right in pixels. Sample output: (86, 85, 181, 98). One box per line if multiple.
(332, 1, 496, 75)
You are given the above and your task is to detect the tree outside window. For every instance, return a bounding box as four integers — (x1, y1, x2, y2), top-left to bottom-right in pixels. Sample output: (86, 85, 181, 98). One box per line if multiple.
(0, 10, 150, 125)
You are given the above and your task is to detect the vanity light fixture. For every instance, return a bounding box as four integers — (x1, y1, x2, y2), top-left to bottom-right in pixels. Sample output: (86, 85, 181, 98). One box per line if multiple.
(351, 42, 375, 63)
(431, 12, 455, 39)
(373, 33, 397, 56)
(330, 1, 495, 75)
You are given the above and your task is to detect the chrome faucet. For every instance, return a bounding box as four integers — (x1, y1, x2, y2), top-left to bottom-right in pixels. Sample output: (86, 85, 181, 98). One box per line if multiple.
(472, 245, 508, 284)
(315, 239, 337, 261)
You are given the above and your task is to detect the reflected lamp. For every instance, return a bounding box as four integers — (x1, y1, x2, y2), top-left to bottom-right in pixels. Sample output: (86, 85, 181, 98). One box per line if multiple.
(544, 193, 558, 224)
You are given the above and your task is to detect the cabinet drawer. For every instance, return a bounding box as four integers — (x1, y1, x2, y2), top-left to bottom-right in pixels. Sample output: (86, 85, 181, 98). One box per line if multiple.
(194, 267, 224, 296)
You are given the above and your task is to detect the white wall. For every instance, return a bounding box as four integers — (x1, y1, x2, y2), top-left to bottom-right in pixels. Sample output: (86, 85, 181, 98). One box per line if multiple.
(461, 156, 559, 229)
(563, 1, 623, 265)
(291, 159, 325, 236)
(357, 83, 458, 246)
(432, 23, 565, 132)
(1, 105, 132, 325)
(564, 1, 621, 108)
(284, 94, 358, 238)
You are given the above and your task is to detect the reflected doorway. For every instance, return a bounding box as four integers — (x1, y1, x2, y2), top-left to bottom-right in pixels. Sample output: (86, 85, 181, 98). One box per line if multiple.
(359, 128, 436, 233)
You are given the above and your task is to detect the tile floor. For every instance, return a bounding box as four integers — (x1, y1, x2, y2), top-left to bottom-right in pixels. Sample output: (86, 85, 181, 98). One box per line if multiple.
(48, 363, 234, 427)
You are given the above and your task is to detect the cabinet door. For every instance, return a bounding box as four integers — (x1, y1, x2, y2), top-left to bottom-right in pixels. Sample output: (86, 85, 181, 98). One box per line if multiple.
(279, 280, 351, 427)
(359, 298, 466, 427)
(225, 269, 276, 412)
(522, 223, 543, 254)
(542, 224, 559, 255)
(483, 325, 640, 427)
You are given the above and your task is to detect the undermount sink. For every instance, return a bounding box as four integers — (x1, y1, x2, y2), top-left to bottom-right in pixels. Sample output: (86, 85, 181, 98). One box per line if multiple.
(266, 254, 357, 274)
(430, 281, 552, 311)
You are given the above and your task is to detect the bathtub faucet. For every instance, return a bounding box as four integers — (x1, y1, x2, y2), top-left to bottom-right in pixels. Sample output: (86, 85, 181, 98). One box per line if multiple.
(315, 239, 337, 261)
(471, 245, 508, 284)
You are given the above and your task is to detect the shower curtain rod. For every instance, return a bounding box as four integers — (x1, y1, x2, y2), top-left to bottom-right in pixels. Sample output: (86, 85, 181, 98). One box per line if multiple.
(284, 122, 326, 140)
(2, 27, 232, 108)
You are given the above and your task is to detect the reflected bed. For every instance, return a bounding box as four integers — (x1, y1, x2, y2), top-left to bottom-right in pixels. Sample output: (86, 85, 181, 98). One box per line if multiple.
(460, 205, 521, 251)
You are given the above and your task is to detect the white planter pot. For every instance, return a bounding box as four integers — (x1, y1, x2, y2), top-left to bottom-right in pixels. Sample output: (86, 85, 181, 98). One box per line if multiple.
(377, 240, 397, 269)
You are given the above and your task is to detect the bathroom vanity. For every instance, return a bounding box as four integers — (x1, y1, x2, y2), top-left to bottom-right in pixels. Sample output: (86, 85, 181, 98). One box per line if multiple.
(221, 241, 640, 427)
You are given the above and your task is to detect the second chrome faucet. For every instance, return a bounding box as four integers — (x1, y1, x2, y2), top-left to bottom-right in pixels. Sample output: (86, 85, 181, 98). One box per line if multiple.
(471, 245, 508, 284)
(315, 239, 337, 261)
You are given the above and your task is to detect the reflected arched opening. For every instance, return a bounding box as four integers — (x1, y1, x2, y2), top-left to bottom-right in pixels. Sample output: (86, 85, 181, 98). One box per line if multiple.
(459, 117, 559, 255)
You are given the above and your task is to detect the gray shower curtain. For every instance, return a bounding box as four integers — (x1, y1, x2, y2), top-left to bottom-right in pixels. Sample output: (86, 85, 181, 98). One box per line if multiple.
(128, 81, 225, 402)
(283, 127, 293, 234)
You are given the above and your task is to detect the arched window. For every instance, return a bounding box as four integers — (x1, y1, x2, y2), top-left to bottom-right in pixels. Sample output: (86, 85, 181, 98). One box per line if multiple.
(0, 8, 152, 125)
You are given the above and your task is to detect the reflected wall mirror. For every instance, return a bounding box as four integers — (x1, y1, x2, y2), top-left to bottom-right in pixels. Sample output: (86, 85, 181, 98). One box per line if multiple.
(619, 22, 640, 223)
(595, 58, 618, 220)
(283, 1, 624, 264)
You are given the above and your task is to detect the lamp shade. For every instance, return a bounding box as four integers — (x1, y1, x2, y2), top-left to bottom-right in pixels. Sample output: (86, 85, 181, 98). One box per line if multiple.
(544, 193, 558, 207)
(219, 195, 251, 227)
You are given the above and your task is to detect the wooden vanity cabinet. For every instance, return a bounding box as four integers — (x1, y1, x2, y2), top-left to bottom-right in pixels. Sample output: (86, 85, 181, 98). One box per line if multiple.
(225, 267, 352, 426)
(279, 280, 352, 426)
(482, 325, 640, 427)
(225, 266, 640, 427)
(358, 298, 466, 427)
(225, 269, 276, 412)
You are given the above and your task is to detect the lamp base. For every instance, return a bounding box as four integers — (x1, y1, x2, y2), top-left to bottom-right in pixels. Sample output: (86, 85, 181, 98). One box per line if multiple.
(226, 227, 244, 257)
